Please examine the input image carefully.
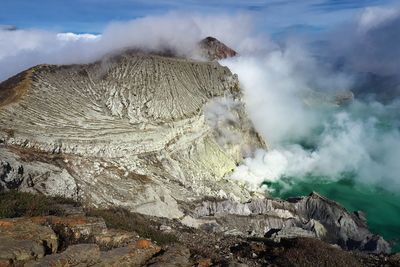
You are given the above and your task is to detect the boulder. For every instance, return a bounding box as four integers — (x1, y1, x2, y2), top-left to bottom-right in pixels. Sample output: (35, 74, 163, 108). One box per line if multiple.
(0, 218, 58, 264)
(25, 244, 101, 267)
(94, 228, 139, 249)
(30, 215, 107, 249)
(96, 239, 161, 267)
(146, 244, 191, 267)
(0, 218, 58, 256)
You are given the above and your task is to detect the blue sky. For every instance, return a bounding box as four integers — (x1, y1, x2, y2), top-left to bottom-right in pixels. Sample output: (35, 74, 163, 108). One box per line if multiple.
(0, 0, 397, 33)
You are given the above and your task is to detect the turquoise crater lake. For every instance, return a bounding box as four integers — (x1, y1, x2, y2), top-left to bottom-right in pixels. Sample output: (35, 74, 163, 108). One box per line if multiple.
(269, 177, 400, 252)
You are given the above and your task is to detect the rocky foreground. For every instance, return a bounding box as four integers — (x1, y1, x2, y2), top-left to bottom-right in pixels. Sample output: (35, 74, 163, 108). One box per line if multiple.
(0, 38, 397, 265)
(0, 191, 399, 267)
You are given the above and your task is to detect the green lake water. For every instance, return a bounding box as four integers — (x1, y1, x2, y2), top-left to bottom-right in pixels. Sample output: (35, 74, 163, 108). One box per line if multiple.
(269, 177, 400, 252)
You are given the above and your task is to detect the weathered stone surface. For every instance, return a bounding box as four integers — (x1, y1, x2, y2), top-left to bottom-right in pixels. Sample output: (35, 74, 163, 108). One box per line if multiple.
(0, 237, 46, 264)
(95, 239, 161, 267)
(292, 192, 391, 253)
(196, 258, 213, 267)
(189, 192, 390, 253)
(0, 218, 58, 257)
(0, 214, 165, 266)
(146, 244, 191, 267)
(0, 51, 264, 218)
(390, 253, 400, 265)
(25, 244, 101, 267)
(30, 215, 107, 249)
(94, 228, 139, 249)
(199, 37, 237, 60)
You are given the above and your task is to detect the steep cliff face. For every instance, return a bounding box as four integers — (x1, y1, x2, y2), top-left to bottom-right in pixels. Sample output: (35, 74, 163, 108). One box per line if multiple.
(0, 50, 264, 218)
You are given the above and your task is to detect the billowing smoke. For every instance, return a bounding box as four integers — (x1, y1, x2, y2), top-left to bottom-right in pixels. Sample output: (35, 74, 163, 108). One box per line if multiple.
(334, 6, 400, 76)
(325, 6, 400, 101)
(223, 6, 400, 193)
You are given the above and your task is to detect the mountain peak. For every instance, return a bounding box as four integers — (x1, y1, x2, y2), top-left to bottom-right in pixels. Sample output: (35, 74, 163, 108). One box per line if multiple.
(199, 36, 237, 60)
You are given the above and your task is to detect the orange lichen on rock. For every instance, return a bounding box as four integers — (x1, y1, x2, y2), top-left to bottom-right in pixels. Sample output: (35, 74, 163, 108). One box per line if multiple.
(197, 258, 212, 267)
(29, 216, 48, 225)
(135, 239, 151, 249)
(47, 216, 89, 227)
(0, 220, 15, 228)
(31, 216, 89, 227)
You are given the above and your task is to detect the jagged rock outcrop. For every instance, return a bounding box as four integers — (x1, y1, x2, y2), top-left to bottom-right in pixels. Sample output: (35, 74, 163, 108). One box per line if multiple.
(0, 50, 263, 218)
(187, 192, 390, 253)
(199, 37, 237, 60)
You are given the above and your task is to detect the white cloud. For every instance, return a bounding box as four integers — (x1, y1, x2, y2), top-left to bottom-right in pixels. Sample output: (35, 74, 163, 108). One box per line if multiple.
(56, 32, 100, 42)
(358, 6, 398, 32)
(0, 12, 269, 81)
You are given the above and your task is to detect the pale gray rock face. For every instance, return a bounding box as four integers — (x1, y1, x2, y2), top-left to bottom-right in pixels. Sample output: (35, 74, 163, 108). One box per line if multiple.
(189, 192, 390, 254)
(0, 51, 263, 219)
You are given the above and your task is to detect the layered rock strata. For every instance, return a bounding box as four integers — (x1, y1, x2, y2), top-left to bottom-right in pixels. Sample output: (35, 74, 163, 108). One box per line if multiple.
(0, 50, 263, 219)
(187, 192, 390, 253)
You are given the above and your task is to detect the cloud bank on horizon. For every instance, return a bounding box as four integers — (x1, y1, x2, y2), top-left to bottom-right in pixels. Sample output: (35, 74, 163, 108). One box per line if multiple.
(0, 12, 272, 81)
(0, 0, 398, 33)
(1, 3, 399, 81)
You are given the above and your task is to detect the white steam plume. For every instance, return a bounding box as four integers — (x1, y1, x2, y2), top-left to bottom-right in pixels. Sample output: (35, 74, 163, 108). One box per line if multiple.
(223, 35, 400, 193)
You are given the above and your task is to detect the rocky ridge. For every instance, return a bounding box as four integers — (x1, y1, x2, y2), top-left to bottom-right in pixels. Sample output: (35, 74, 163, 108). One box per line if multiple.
(186, 192, 390, 253)
(0, 49, 263, 218)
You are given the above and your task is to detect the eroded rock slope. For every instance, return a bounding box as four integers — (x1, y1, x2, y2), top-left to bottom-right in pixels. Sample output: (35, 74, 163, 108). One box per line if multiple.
(0, 50, 263, 218)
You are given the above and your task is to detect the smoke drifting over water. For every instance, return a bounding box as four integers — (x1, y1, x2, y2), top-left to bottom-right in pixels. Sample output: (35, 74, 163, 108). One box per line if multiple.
(223, 7, 400, 193)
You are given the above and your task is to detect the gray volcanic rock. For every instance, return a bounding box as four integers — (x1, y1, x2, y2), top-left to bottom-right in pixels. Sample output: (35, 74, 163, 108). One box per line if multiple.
(199, 36, 237, 60)
(0, 51, 264, 218)
(188, 192, 390, 253)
